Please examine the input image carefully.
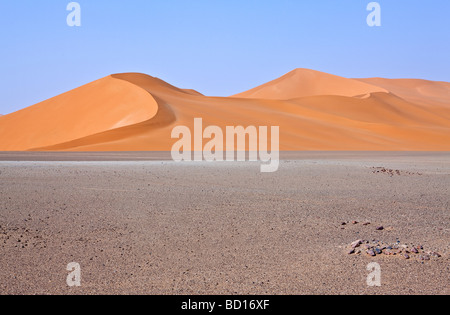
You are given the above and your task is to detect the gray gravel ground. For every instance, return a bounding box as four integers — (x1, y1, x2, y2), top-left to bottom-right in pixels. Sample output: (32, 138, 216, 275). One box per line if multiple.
(0, 153, 448, 295)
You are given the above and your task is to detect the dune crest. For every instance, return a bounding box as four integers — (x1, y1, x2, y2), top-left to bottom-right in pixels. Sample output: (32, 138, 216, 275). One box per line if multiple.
(181, 89, 204, 96)
(0, 69, 449, 152)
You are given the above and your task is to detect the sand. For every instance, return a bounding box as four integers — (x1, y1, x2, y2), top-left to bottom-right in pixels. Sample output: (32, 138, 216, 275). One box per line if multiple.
(0, 152, 448, 295)
(0, 69, 449, 151)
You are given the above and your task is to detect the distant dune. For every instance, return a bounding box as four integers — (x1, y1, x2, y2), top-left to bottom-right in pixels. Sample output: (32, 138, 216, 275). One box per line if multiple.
(233, 68, 388, 99)
(0, 69, 449, 151)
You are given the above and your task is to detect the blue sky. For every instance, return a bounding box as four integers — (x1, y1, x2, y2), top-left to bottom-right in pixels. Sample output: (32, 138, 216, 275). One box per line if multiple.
(0, 0, 449, 114)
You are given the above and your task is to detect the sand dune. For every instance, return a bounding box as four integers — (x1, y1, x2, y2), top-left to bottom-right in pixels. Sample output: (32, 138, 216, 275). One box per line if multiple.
(0, 69, 449, 151)
(356, 78, 450, 119)
(233, 68, 388, 99)
(0, 76, 159, 151)
(357, 78, 450, 105)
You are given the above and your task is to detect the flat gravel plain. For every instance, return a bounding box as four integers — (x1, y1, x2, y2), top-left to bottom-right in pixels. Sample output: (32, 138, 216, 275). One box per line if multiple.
(0, 152, 448, 295)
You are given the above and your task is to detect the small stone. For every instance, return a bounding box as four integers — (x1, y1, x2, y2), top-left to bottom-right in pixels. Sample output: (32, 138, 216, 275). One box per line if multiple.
(352, 221, 358, 225)
(420, 255, 430, 261)
(404, 254, 410, 259)
(363, 222, 371, 226)
(376, 226, 384, 231)
(411, 247, 419, 254)
(341, 222, 347, 226)
(430, 252, 441, 258)
(348, 249, 355, 255)
(367, 250, 376, 257)
(351, 240, 363, 249)
(375, 248, 382, 255)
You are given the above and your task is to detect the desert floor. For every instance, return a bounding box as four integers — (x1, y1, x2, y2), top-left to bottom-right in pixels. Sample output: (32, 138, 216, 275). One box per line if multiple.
(0, 152, 448, 295)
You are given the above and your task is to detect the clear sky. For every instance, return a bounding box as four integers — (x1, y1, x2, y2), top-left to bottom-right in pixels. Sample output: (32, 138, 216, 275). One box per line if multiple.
(0, 0, 449, 114)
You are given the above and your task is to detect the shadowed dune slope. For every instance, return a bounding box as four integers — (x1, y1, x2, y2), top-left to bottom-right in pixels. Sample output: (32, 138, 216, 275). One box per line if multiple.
(0, 70, 449, 151)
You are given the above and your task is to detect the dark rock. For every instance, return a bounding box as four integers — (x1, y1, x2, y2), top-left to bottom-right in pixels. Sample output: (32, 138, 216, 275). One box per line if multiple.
(376, 226, 384, 231)
(351, 240, 363, 249)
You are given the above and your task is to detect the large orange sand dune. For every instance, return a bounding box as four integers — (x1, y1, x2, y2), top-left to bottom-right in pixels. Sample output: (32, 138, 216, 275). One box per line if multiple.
(0, 69, 449, 151)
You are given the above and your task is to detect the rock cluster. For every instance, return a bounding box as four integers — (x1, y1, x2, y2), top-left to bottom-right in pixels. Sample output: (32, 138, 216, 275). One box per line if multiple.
(371, 167, 422, 177)
(347, 239, 442, 261)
